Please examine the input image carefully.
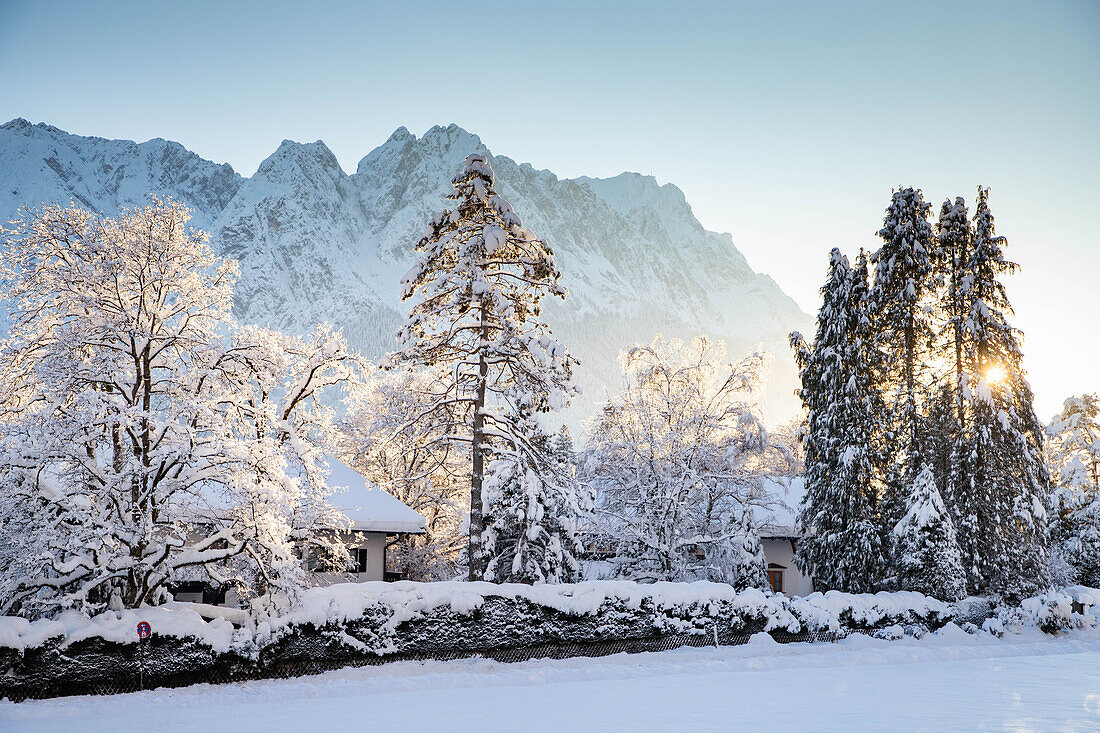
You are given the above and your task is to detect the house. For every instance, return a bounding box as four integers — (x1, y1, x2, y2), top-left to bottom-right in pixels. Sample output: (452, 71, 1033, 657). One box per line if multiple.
(171, 457, 425, 603)
(309, 457, 427, 583)
(757, 477, 814, 597)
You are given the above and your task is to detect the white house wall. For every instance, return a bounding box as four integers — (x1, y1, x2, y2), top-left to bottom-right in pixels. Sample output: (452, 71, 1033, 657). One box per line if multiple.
(311, 531, 390, 584)
(762, 538, 814, 597)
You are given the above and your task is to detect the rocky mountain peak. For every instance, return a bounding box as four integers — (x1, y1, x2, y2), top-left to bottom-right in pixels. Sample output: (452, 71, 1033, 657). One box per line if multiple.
(0, 121, 810, 425)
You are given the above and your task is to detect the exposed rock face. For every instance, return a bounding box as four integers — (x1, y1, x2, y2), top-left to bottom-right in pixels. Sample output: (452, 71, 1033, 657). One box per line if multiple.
(0, 118, 240, 232)
(0, 119, 811, 426)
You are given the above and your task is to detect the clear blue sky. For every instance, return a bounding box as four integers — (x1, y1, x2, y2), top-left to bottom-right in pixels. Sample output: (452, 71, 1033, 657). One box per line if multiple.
(1, 0, 1097, 419)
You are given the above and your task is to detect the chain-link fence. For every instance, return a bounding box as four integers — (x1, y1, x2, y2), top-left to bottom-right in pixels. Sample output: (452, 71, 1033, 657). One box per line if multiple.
(2, 627, 843, 703)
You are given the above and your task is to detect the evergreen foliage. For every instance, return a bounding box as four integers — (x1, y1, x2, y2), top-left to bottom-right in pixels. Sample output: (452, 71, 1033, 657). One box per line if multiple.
(482, 415, 589, 584)
(892, 464, 967, 601)
(791, 249, 888, 592)
(1046, 394, 1100, 586)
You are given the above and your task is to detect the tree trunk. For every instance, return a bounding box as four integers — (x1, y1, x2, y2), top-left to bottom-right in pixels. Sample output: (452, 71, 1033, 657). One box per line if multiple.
(468, 304, 489, 581)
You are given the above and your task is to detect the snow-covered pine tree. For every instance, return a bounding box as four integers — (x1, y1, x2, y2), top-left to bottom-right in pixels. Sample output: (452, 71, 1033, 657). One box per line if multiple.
(0, 201, 356, 617)
(931, 197, 973, 529)
(954, 187, 1048, 596)
(935, 197, 972, 436)
(725, 503, 768, 591)
(583, 335, 786, 584)
(791, 248, 889, 593)
(869, 187, 938, 528)
(482, 413, 588, 584)
(1046, 394, 1100, 586)
(390, 154, 577, 581)
(892, 464, 967, 601)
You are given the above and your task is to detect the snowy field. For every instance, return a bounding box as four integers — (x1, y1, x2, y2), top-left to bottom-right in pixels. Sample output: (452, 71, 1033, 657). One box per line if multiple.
(3, 626, 1099, 733)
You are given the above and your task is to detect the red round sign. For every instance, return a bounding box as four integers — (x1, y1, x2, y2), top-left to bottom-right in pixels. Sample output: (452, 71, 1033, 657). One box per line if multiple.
(136, 621, 151, 639)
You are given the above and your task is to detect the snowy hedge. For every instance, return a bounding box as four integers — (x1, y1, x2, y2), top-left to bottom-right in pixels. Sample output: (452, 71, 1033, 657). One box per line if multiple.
(2, 581, 1092, 701)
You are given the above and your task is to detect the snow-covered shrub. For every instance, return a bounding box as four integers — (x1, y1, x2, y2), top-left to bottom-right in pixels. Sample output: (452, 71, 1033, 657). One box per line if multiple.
(982, 617, 1005, 637)
(6, 582, 1094, 700)
(997, 589, 1096, 635)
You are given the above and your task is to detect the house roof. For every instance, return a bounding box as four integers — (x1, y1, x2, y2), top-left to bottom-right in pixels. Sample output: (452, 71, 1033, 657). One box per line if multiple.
(756, 477, 806, 539)
(192, 455, 426, 535)
(323, 457, 426, 534)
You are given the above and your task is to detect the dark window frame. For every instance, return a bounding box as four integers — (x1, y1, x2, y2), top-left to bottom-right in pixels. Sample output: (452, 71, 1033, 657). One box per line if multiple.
(350, 547, 369, 574)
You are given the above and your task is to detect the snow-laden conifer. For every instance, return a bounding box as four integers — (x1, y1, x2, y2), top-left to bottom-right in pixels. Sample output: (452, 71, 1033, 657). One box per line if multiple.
(931, 197, 973, 528)
(953, 187, 1048, 596)
(892, 464, 967, 601)
(482, 414, 589, 584)
(869, 187, 938, 526)
(724, 503, 768, 591)
(935, 197, 972, 435)
(390, 154, 576, 581)
(791, 249, 888, 592)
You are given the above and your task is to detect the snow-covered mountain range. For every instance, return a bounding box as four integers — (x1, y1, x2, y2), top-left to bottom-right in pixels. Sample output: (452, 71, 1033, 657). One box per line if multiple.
(0, 118, 811, 427)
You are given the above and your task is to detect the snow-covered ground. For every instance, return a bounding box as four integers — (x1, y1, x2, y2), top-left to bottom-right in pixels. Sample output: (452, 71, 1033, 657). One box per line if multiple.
(4, 626, 1099, 732)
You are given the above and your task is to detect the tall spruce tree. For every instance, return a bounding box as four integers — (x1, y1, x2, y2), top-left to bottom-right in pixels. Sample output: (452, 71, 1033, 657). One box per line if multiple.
(953, 187, 1048, 596)
(936, 197, 972, 434)
(391, 154, 577, 581)
(869, 187, 938, 527)
(791, 248, 888, 592)
(932, 197, 974, 566)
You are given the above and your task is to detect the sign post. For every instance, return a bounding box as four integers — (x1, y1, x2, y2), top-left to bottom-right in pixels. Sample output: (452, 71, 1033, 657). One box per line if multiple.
(136, 621, 151, 690)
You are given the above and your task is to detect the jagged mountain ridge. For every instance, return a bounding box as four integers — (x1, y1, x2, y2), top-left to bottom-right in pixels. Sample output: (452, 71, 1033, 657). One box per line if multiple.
(0, 118, 811, 426)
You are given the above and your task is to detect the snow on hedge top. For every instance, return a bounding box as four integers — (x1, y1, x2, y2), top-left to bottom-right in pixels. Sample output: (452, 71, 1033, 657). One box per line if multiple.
(789, 590, 953, 632)
(324, 457, 426, 534)
(275, 580, 798, 634)
(0, 604, 242, 654)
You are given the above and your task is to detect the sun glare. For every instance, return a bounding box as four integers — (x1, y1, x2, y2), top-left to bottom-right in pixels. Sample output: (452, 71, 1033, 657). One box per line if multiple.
(985, 365, 1007, 384)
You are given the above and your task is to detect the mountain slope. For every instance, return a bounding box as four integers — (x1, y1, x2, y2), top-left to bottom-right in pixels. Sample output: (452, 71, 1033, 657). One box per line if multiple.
(0, 119, 811, 426)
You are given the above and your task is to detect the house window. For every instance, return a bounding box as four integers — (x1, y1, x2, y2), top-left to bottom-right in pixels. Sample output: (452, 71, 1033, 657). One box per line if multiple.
(350, 548, 369, 574)
(768, 568, 784, 594)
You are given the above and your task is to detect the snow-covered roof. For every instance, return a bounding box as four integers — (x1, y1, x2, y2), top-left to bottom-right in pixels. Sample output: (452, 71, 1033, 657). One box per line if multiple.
(757, 477, 806, 538)
(192, 456, 426, 535)
(323, 457, 426, 534)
